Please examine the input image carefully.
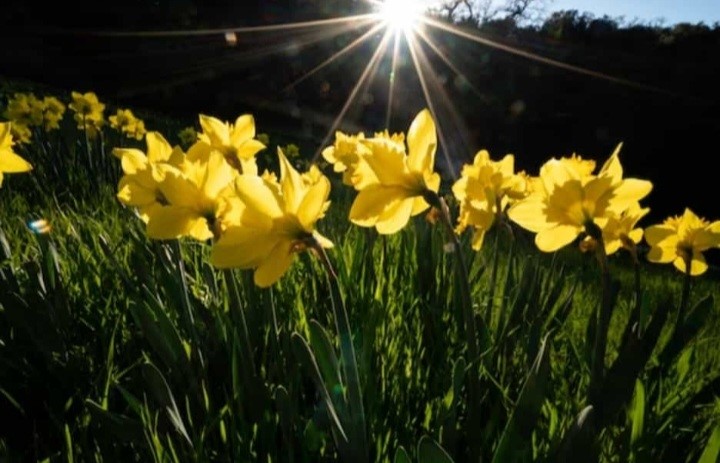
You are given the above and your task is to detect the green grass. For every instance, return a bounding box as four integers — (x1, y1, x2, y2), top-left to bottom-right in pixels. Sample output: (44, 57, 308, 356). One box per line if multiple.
(1, 85, 719, 462)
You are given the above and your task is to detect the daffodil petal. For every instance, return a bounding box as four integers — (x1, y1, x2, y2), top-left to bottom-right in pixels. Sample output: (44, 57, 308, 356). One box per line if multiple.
(146, 206, 200, 240)
(236, 139, 266, 161)
(610, 179, 653, 213)
(535, 224, 581, 252)
(298, 176, 331, 229)
(146, 132, 173, 164)
(199, 114, 230, 146)
(508, 196, 552, 233)
(235, 175, 284, 218)
(230, 114, 256, 147)
(644, 225, 677, 247)
(349, 185, 409, 227)
(212, 229, 279, 269)
(406, 109, 436, 173)
(375, 197, 414, 234)
(254, 241, 295, 287)
(647, 243, 677, 263)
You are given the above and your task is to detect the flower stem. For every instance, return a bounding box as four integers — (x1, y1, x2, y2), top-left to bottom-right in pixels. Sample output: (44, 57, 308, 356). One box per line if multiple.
(429, 193, 490, 461)
(312, 243, 368, 463)
(587, 223, 614, 402)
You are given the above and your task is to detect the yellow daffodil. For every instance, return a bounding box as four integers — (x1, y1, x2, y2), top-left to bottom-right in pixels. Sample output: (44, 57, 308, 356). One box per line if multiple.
(322, 132, 372, 187)
(645, 208, 720, 276)
(9, 123, 32, 145)
(196, 114, 266, 175)
(348, 109, 441, 234)
(4, 93, 44, 127)
(599, 202, 649, 255)
(211, 148, 333, 287)
(452, 150, 530, 250)
(508, 143, 652, 252)
(146, 150, 237, 241)
(110, 109, 146, 140)
(41, 96, 66, 131)
(114, 132, 185, 221)
(69, 91, 105, 137)
(0, 123, 32, 187)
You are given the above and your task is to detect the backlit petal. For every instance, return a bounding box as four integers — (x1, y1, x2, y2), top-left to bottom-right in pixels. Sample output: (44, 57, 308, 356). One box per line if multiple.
(406, 109, 436, 174)
(254, 240, 295, 287)
(535, 224, 581, 252)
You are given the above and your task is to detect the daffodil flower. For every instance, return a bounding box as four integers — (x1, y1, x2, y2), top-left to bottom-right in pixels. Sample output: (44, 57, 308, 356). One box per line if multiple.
(69, 91, 105, 136)
(110, 109, 146, 140)
(0, 122, 32, 187)
(348, 109, 440, 234)
(146, 150, 237, 241)
(115, 132, 186, 221)
(508, 144, 652, 252)
(599, 202, 649, 255)
(211, 148, 332, 287)
(322, 131, 373, 187)
(645, 208, 720, 276)
(196, 114, 266, 175)
(452, 150, 530, 250)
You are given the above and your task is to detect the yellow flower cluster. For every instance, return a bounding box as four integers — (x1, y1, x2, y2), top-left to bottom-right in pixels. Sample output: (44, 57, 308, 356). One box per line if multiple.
(115, 114, 332, 287)
(3, 93, 66, 143)
(507, 144, 653, 254)
(109, 109, 146, 140)
(322, 111, 719, 277)
(69, 91, 105, 139)
(323, 109, 440, 234)
(0, 122, 33, 187)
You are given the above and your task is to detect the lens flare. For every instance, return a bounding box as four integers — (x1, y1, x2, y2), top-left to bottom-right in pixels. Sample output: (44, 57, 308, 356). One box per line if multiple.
(378, 0, 423, 33)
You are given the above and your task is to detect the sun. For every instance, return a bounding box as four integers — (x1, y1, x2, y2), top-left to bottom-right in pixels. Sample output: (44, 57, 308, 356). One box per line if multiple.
(378, 0, 424, 33)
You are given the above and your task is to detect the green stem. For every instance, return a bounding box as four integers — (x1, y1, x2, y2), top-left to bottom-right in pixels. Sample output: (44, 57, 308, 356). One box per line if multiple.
(171, 241, 205, 369)
(588, 223, 613, 401)
(487, 225, 502, 331)
(313, 243, 368, 463)
(224, 269, 257, 373)
(429, 193, 490, 461)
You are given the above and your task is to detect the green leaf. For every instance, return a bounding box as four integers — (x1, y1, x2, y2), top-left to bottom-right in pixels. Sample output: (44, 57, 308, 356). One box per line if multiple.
(417, 436, 454, 463)
(291, 333, 348, 446)
(628, 380, 645, 447)
(86, 399, 145, 442)
(698, 425, 720, 463)
(308, 320, 343, 405)
(394, 446, 412, 463)
(141, 362, 192, 446)
(491, 333, 552, 463)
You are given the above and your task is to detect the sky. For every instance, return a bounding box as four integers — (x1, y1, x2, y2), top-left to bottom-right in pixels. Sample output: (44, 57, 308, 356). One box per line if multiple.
(548, 0, 720, 25)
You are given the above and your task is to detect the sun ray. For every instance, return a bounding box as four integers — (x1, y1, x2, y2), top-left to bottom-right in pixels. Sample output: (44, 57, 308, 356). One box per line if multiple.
(312, 30, 393, 162)
(385, 31, 402, 127)
(414, 27, 486, 101)
(404, 28, 460, 178)
(284, 22, 386, 93)
(46, 14, 379, 38)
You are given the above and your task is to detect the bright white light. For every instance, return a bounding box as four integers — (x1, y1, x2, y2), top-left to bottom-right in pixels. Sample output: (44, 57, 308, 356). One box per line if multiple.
(379, 0, 423, 33)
